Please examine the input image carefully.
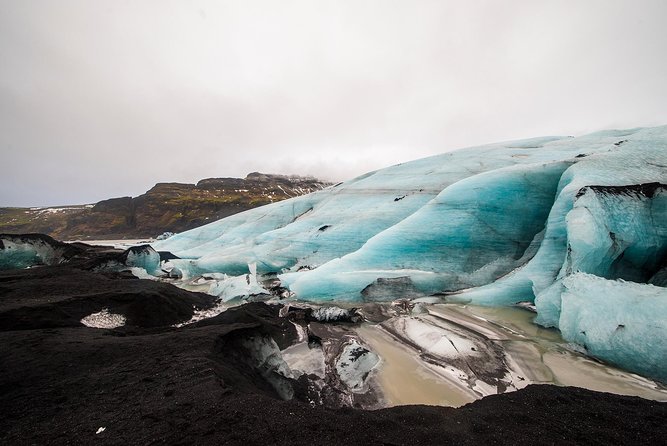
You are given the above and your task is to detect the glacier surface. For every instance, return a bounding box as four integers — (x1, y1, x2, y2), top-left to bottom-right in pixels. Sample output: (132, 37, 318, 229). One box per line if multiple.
(154, 125, 667, 382)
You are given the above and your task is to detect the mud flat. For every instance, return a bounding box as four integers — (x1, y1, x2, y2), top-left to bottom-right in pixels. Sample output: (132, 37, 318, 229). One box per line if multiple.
(357, 323, 476, 407)
(356, 304, 667, 407)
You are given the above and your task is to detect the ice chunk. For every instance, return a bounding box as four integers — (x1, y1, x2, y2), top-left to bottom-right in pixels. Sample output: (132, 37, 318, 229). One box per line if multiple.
(162, 263, 183, 279)
(534, 182, 667, 326)
(155, 231, 175, 240)
(335, 340, 379, 393)
(559, 273, 667, 382)
(0, 234, 72, 270)
(533, 281, 564, 328)
(208, 273, 270, 302)
(122, 245, 161, 275)
(310, 306, 362, 323)
(128, 267, 159, 281)
(565, 184, 667, 282)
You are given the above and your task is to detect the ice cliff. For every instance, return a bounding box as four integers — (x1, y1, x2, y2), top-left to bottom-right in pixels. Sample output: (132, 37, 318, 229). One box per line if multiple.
(155, 126, 667, 382)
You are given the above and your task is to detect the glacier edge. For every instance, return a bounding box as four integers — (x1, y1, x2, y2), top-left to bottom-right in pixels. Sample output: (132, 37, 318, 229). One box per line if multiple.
(152, 125, 667, 382)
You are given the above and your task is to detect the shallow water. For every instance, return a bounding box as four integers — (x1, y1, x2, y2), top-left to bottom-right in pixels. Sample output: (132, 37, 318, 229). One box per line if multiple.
(357, 323, 476, 407)
(356, 304, 667, 407)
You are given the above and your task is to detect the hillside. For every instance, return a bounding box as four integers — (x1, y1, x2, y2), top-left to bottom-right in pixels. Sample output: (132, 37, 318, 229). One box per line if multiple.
(0, 173, 330, 240)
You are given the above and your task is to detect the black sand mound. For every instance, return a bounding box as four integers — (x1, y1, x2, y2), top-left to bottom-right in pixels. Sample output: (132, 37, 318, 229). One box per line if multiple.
(1, 319, 665, 445)
(0, 266, 216, 330)
(0, 264, 665, 445)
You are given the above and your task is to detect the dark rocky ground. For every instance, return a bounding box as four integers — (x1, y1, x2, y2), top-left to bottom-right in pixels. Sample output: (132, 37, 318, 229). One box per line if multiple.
(1, 264, 666, 445)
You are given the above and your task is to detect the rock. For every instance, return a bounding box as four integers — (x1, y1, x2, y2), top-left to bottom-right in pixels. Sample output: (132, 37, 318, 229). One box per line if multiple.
(361, 277, 425, 301)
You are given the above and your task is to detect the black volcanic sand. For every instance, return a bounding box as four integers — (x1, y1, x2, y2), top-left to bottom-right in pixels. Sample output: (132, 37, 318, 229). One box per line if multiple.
(1, 266, 666, 445)
(0, 266, 216, 330)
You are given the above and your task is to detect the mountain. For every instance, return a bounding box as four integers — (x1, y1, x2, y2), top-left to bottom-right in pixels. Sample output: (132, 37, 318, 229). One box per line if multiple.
(154, 126, 667, 383)
(0, 173, 331, 240)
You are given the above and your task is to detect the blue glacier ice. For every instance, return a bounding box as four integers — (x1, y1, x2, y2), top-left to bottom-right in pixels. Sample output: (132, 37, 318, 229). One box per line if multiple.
(559, 273, 667, 382)
(122, 245, 162, 275)
(154, 125, 667, 382)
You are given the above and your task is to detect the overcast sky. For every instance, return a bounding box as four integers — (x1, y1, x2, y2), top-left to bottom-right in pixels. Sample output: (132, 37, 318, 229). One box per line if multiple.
(1, 0, 666, 206)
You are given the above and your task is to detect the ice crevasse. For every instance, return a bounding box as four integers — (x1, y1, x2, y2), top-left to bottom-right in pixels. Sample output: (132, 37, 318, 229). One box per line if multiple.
(154, 126, 667, 382)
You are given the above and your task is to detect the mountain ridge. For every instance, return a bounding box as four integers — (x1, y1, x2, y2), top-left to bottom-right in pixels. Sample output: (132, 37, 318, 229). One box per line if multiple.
(0, 173, 331, 240)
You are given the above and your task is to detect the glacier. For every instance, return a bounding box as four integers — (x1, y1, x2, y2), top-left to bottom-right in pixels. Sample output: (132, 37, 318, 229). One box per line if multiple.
(559, 273, 667, 382)
(153, 126, 667, 382)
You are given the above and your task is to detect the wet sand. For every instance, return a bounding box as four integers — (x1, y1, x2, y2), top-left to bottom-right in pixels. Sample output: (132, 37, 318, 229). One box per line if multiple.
(357, 323, 476, 407)
(356, 303, 667, 407)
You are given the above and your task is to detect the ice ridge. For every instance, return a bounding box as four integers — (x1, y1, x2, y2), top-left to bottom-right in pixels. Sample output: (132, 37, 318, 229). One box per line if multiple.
(153, 125, 667, 382)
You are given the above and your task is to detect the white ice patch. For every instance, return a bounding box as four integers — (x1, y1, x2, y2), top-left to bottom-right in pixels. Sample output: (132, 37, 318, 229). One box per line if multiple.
(174, 301, 230, 327)
(400, 317, 479, 359)
(208, 273, 270, 302)
(335, 340, 379, 393)
(311, 306, 354, 322)
(282, 342, 326, 379)
(129, 267, 159, 280)
(173, 273, 272, 327)
(81, 309, 126, 329)
(248, 262, 257, 278)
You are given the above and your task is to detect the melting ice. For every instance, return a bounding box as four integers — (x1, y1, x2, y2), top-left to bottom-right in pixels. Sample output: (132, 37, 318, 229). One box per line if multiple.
(149, 126, 666, 383)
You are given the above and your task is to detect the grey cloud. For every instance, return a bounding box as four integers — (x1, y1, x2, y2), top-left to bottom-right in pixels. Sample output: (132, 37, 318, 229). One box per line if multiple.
(1, 0, 666, 206)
